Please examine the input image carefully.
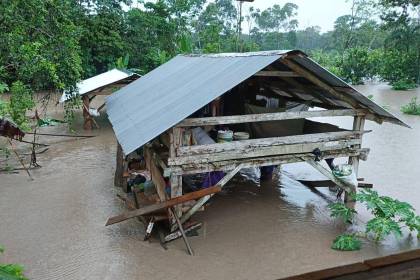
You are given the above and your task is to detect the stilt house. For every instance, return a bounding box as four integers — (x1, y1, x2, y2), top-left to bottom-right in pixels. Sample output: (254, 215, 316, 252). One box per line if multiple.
(106, 50, 407, 228)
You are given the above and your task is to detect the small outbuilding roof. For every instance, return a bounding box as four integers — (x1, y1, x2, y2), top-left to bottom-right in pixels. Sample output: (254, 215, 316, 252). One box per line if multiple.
(59, 68, 139, 103)
(106, 50, 406, 155)
(0, 117, 24, 140)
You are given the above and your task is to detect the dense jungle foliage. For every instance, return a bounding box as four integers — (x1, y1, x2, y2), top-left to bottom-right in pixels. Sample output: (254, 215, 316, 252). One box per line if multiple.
(0, 0, 419, 127)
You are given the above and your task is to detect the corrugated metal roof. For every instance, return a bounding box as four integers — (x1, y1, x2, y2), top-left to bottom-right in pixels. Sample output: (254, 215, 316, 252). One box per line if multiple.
(107, 52, 285, 154)
(106, 50, 406, 155)
(60, 68, 139, 103)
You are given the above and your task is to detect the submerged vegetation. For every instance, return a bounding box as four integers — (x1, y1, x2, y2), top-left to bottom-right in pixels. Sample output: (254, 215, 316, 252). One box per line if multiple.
(329, 189, 420, 251)
(0, 0, 418, 130)
(401, 97, 420, 115)
(331, 234, 362, 251)
(0, 245, 28, 280)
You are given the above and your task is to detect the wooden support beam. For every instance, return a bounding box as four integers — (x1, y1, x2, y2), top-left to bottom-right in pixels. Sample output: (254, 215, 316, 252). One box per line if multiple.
(348, 116, 365, 175)
(178, 131, 368, 156)
(298, 179, 373, 189)
(280, 76, 338, 107)
(254, 71, 300, 77)
(165, 222, 202, 243)
(175, 164, 245, 229)
(144, 146, 168, 202)
(114, 143, 125, 188)
(346, 115, 365, 202)
(177, 109, 365, 127)
(82, 95, 93, 130)
(168, 207, 194, 255)
(97, 103, 106, 112)
(167, 148, 370, 176)
(280, 58, 360, 109)
(305, 158, 354, 194)
(169, 127, 183, 216)
(105, 185, 222, 226)
(170, 138, 362, 166)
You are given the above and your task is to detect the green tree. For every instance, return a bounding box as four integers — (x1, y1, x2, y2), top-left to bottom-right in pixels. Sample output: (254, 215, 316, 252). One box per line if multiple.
(0, 0, 82, 91)
(253, 3, 298, 49)
(377, 0, 420, 87)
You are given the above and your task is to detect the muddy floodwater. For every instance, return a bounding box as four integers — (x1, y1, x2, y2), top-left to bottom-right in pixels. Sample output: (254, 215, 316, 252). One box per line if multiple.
(1, 84, 420, 280)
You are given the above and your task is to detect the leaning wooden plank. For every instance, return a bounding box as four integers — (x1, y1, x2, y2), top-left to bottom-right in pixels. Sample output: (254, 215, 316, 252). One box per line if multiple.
(176, 163, 245, 228)
(105, 186, 221, 226)
(298, 179, 373, 189)
(170, 139, 362, 166)
(177, 131, 369, 156)
(167, 148, 370, 175)
(144, 145, 168, 201)
(176, 109, 365, 127)
(165, 222, 202, 243)
(305, 158, 353, 194)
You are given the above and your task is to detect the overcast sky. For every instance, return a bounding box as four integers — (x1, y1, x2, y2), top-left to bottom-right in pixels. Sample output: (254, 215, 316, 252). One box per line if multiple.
(240, 0, 352, 32)
(130, 0, 354, 32)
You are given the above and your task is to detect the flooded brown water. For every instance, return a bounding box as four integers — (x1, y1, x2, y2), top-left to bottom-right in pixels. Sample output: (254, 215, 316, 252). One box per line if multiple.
(0, 84, 419, 280)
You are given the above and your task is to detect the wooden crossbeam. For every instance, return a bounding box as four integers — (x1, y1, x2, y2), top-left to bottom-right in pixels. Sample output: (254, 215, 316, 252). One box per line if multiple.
(177, 131, 369, 157)
(280, 57, 360, 109)
(176, 109, 365, 127)
(166, 148, 370, 176)
(305, 158, 354, 194)
(169, 138, 362, 166)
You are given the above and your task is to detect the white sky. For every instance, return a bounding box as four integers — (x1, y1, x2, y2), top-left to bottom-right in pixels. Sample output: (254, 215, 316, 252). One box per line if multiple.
(240, 0, 352, 32)
(129, 0, 354, 32)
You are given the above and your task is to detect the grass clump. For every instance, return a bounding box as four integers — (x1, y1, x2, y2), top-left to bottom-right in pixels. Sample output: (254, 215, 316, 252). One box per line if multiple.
(401, 97, 420, 115)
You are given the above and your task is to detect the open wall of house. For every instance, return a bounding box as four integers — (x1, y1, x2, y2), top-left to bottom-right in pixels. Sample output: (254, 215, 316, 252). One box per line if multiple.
(114, 71, 370, 225)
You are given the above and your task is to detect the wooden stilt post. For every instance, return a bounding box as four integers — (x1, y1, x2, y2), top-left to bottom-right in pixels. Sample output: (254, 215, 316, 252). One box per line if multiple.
(174, 163, 245, 230)
(346, 116, 365, 202)
(169, 207, 194, 256)
(82, 95, 93, 130)
(170, 127, 183, 217)
(114, 142, 126, 189)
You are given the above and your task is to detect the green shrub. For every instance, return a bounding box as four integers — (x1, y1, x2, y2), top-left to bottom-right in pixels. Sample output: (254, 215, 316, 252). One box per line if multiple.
(328, 202, 357, 224)
(392, 80, 417, 90)
(329, 189, 420, 250)
(331, 234, 362, 251)
(0, 245, 28, 280)
(401, 97, 420, 115)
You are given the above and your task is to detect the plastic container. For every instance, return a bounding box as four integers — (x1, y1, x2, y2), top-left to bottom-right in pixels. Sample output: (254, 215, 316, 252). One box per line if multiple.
(217, 130, 233, 143)
(233, 132, 250, 141)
